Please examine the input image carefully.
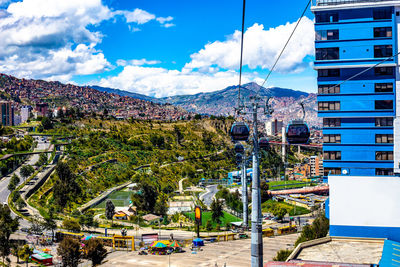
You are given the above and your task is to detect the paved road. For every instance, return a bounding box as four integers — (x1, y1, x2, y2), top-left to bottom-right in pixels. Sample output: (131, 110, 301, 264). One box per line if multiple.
(0, 137, 49, 227)
(200, 184, 219, 208)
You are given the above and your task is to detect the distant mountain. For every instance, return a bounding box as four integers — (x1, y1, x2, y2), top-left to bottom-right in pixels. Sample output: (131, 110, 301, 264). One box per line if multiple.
(159, 82, 311, 116)
(90, 85, 157, 102)
(90, 82, 319, 126)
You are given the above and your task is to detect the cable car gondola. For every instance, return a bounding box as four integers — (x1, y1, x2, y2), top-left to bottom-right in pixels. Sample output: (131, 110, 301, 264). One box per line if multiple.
(286, 103, 310, 144)
(234, 143, 245, 154)
(230, 122, 250, 142)
(258, 137, 270, 150)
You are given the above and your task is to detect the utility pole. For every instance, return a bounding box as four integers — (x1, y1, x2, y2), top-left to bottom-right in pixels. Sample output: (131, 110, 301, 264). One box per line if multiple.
(250, 101, 262, 267)
(241, 152, 248, 228)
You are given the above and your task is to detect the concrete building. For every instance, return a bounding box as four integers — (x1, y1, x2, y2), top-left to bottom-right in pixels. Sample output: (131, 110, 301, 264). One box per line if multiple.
(310, 155, 323, 176)
(312, 0, 400, 242)
(265, 119, 283, 136)
(0, 101, 13, 126)
(35, 103, 48, 117)
(21, 105, 31, 123)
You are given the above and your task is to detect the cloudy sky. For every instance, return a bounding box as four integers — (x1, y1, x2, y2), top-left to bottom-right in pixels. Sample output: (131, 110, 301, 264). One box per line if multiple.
(0, 0, 316, 98)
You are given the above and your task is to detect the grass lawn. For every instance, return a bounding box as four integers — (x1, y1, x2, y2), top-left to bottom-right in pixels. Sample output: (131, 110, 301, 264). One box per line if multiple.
(185, 211, 240, 227)
(94, 190, 132, 208)
(262, 199, 310, 216)
(268, 180, 316, 190)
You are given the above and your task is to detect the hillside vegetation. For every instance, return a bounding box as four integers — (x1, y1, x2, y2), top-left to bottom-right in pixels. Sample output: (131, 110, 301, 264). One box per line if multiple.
(31, 117, 237, 215)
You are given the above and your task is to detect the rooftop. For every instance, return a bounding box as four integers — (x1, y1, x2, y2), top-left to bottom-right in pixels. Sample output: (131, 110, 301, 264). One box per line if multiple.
(315, 0, 397, 6)
(288, 237, 384, 265)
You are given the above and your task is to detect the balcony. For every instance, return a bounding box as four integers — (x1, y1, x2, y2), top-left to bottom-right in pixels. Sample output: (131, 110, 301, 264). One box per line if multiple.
(315, 0, 398, 6)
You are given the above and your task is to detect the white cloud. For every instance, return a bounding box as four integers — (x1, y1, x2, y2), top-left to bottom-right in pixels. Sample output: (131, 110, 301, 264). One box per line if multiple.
(98, 65, 253, 98)
(0, 0, 174, 81)
(162, 23, 175, 28)
(116, 59, 161, 67)
(185, 17, 314, 73)
(156, 16, 173, 24)
(0, 0, 114, 80)
(119, 8, 155, 24)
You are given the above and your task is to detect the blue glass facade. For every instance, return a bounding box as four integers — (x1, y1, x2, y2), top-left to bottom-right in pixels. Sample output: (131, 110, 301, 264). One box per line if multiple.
(314, 4, 397, 177)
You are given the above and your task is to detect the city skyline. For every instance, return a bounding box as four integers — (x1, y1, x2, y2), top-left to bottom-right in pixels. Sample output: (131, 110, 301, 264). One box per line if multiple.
(0, 0, 317, 98)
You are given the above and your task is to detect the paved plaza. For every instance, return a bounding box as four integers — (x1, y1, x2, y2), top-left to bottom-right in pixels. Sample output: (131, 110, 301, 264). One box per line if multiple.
(103, 233, 299, 267)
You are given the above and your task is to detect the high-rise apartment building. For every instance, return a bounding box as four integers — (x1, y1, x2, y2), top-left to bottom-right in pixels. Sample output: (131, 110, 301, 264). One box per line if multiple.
(312, 0, 400, 241)
(313, 0, 398, 177)
(265, 119, 283, 136)
(0, 101, 13, 126)
(21, 105, 31, 123)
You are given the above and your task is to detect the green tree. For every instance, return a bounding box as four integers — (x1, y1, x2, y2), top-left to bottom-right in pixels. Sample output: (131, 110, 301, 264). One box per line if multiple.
(154, 192, 168, 216)
(273, 249, 293, 261)
(295, 213, 329, 246)
(105, 200, 115, 222)
(43, 208, 57, 241)
(62, 218, 81, 232)
(58, 237, 81, 267)
(260, 181, 270, 203)
(0, 204, 19, 264)
(79, 211, 95, 230)
(85, 238, 107, 266)
(18, 245, 33, 267)
(210, 199, 224, 224)
(29, 215, 44, 235)
(20, 165, 34, 182)
(7, 174, 20, 191)
(16, 197, 26, 210)
(131, 181, 157, 213)
(272, 206, 287, 221)
(41, 116, 53, 130)
(205, 220, 212, 232)
(36, 153, 48, 167)
(53, 162, 80, 209)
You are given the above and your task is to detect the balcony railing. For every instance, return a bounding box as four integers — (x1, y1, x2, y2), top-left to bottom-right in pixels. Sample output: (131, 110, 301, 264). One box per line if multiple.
(315, 0, 398, 6)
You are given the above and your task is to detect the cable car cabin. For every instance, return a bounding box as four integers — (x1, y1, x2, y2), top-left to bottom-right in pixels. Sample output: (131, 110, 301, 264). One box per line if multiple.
(258, 137, 269, 150)
(234, 143, 245, 154)
(286, 120, 310, 144)
(230, 122, 250, 142)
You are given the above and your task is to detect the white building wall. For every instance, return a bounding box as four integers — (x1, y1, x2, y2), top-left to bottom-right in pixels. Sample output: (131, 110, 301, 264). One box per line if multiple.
(330, 175, 400, 228)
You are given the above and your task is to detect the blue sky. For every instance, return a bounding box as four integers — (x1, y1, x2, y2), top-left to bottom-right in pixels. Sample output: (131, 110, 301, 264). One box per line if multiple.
(0, 0, 317, 97)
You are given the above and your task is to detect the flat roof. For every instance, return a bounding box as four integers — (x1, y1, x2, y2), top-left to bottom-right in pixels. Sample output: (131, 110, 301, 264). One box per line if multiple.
(312, 0, 400, 11)
(291, 237, 384, 265)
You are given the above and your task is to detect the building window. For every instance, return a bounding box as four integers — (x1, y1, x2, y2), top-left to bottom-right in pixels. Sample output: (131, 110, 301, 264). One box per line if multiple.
(323, 118, 341, 127)
(318, 69, 340, 77)
(375, 117, 393, 127)
(375, 67, 394, 76)
(324, 151, 341, 160)
(376, 168, 394, 175)
(323, 134, 341, 143)
(376, 151, 393, 160)
(318, 84, 340, 94)
(375, 83, 393, 92)
(374, 27, 392, 38)
(318, 101, 340, 111)
(376, 134, 394, 143)
(375, 100, 393, 110)
(373, 8, 392, 20)
(374, 45, 392, 58)
(316, 12, 339, 23)
(316, 30, 339, 41)
(324, 168, 341, 176)
(316, 47, 340, 60)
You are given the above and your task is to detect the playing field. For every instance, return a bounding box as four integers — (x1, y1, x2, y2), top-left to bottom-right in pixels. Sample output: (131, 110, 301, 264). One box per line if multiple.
(185, 211, 240, 227)
(95, 190, 132, 208)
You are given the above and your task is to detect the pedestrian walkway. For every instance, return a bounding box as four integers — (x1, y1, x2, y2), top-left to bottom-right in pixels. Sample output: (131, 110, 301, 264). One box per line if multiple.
(104, 233, 299, 267)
